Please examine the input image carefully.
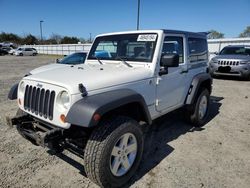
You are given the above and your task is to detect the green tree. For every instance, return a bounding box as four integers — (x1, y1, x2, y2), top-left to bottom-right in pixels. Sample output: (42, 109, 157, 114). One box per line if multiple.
(22, 34, 38, 45)
(239, 26, 250, 38)
(0, 32, 22, 44)
(61, 36, 79, 44)
(207, 30, 224, 39)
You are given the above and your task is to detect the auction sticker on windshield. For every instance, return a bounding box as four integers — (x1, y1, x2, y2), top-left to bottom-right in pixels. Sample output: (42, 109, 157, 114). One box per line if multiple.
(137, 34, 157, 41)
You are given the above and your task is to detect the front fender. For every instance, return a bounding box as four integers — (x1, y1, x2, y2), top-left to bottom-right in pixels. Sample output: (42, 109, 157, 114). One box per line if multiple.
(8, 83, 18, 100)
(65, 89, 151, 127)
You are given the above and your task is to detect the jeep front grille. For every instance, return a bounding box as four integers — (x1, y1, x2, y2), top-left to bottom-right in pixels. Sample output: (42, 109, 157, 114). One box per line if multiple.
(218, 60, 239, 66)
(24, 85, 55, 120)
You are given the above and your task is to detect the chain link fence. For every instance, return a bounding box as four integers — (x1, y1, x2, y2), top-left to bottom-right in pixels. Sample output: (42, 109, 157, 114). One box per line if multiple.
(24, 43, 92, 55)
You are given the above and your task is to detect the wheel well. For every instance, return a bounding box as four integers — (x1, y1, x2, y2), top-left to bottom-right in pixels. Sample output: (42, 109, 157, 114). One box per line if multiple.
(100, 102, 150, 124)
(199, 79, 212, 94)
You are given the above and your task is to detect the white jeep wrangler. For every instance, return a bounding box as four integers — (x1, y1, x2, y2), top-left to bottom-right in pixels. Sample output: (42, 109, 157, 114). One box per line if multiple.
(8, 30, 212, 187)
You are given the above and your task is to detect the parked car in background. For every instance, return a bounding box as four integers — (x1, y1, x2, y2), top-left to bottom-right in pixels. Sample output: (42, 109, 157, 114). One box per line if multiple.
(9, 48, 16, 55)
(1, 47, 12, 53)
(29, 52, 87, 75)
(0, 48, 9, 55)
(209, 45, 250, 80)
(15, 47, 37, 56)
(31, 48, 38, 53)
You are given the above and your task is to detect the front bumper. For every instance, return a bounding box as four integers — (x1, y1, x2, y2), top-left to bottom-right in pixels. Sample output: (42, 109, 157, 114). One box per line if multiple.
(209, 63, 250, 77)
(9, 112, 88, 155)
(10, 113, 65, 148)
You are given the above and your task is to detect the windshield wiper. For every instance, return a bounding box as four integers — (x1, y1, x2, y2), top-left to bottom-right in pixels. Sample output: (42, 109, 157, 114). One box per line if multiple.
(94, 56, 103, 65)
(116, 56, 133, 68)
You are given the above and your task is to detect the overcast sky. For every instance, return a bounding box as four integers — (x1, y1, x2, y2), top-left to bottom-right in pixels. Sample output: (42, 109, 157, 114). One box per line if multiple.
(1, 0, 249, 39)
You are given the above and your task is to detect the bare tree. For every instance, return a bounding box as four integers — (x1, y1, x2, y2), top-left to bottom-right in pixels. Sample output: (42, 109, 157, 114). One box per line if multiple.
(207, 30, 224, 39)
(239, 26, 250, 38)
(50, 33, 62, 44)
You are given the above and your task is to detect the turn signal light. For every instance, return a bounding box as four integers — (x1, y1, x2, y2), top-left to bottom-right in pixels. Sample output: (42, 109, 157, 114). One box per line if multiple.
(93, 113, 101, 122)
(60, 114, 66, 123)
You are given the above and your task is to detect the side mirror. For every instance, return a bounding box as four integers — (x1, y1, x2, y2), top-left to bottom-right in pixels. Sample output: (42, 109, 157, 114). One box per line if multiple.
(214, 52, 219, 55)
(160, 54, 179, 67)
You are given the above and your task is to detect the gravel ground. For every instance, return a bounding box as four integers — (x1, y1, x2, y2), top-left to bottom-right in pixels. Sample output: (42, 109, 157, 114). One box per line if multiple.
(0, 55, 250, 188)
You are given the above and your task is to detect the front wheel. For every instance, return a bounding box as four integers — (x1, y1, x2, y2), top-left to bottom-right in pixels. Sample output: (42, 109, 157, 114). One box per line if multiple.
(84, 116, 143, 187)
(185, 88, 210, 127)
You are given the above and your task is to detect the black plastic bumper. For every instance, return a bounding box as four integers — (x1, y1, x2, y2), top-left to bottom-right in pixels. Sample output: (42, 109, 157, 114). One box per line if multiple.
(11, 114, 64, 149)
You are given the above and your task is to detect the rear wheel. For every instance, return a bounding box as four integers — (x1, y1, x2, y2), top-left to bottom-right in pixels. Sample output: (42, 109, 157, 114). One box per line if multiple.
(185, 88, 210, 127)
(84, 116, 143, 187)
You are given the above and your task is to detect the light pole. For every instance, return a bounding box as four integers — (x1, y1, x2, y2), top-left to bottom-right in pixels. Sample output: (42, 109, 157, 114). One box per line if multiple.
(40, 20, 44, 41)
(137, 0, 140, 30)
(89, 33, 92, 42)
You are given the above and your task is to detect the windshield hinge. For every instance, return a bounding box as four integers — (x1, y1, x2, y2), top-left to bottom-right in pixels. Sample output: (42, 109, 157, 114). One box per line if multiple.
(156, 77, 161, 85)
(156, 99, 160, 106)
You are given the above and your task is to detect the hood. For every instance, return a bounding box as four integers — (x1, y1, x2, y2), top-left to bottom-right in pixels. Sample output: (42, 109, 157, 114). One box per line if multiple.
(212, 54, 250, 61)
(30, 63, 66, 75)
(24, 62, 152, 94)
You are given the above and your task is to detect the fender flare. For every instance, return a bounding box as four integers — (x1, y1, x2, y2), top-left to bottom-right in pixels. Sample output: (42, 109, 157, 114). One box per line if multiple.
(185, 73, 212, 105)
(65, 89, 152, 127)
(8, 83, 18, 100)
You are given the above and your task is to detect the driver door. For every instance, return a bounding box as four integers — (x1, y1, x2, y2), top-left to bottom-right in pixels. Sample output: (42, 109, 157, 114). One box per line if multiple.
(156, 35, 189, 112)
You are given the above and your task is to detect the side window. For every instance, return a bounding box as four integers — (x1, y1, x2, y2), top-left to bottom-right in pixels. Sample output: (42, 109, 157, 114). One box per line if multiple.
(162, 36, 184, 64)
(188, 38, 208, 63)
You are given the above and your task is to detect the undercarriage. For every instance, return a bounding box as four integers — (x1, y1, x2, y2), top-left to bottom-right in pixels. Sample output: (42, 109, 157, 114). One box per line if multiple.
(9, 113, 90, 157)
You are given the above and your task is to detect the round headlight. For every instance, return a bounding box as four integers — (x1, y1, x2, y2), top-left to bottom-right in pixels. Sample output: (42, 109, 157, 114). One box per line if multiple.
(19, 81, 25, 96)
(209, 58, 217, 64)
(57, 91, 70, 109)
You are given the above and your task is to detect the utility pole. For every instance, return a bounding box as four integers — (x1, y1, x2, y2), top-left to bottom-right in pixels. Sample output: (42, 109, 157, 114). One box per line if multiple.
(40, 20, 44, 41)
(89, 33, 92, 42)
(137, 0, 140, 30)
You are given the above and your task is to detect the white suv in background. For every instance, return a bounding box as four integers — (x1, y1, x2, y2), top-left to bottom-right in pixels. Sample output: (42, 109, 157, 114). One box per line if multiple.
(15, 47, 37, 56)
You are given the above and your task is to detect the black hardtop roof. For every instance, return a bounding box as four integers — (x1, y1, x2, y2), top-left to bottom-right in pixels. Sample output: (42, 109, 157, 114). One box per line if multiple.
(163, 29, 207, 38)
(223, 45, 250, 48)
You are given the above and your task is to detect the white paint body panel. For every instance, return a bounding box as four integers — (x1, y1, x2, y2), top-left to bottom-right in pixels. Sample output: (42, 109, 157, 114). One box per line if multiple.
(30, 64, 66, 75)
(17, 30, 208, 129)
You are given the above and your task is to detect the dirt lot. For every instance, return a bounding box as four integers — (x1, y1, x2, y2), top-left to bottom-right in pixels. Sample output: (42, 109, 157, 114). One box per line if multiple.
(0, 55, 250, 188)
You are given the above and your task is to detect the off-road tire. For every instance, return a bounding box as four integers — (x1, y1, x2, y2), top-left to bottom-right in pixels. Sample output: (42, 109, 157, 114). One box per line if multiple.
(84, 116, 143, 188)
(185, 88, 210, 127)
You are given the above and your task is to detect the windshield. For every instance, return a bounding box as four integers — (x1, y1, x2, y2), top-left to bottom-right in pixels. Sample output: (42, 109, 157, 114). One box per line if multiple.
(59, 52, 87, 65)
(88, 33, 158, 62)
(220, 46, 250, 56)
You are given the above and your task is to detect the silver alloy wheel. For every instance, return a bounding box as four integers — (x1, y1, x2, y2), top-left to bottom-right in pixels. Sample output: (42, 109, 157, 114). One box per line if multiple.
(110, 133, 138, 177)
(198, 95, 208, 120)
